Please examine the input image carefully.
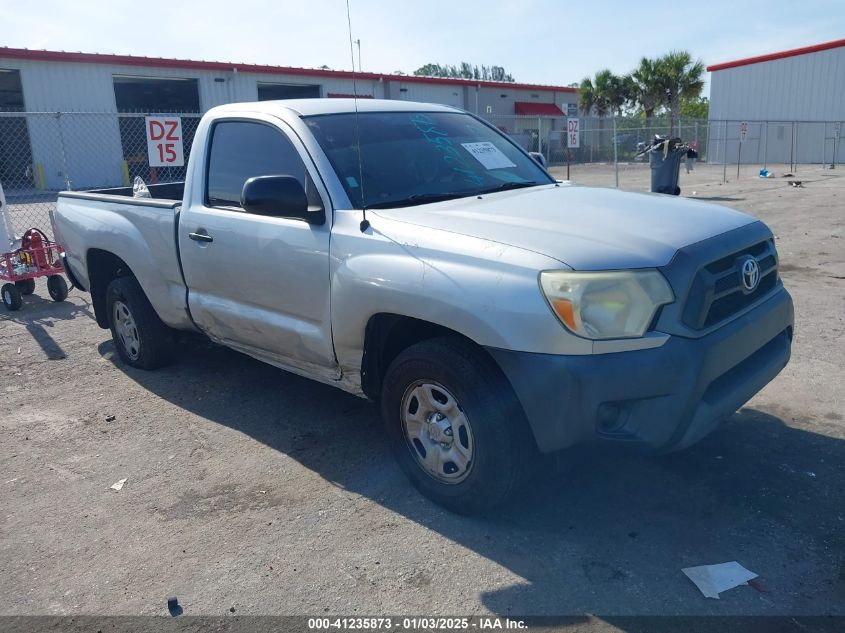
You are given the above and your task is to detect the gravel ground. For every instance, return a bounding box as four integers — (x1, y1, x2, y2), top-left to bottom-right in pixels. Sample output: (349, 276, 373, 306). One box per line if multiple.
(1, 163, 843, 622)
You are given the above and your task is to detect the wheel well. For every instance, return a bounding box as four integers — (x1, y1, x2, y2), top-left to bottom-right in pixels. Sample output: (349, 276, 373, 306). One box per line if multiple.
(361, 314, 484, 400)
(87, 249, 132, 328)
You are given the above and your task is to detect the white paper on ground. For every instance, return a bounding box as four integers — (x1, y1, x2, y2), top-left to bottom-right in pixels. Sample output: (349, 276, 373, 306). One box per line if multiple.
(682, 561, 758, 599)
(110, 478, 127, 491)
(461, 142, 516, 169)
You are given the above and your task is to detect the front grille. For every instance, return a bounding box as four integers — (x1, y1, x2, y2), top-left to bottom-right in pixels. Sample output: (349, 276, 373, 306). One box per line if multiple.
(682, 239, 779, 330)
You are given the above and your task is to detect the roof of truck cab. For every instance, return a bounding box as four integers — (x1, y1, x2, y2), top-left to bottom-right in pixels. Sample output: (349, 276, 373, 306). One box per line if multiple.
(209, 99, 462, 117)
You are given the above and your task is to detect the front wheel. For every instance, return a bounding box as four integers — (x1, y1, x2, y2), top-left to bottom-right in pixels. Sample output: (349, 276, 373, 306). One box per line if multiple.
(105, 276, 174, 370)
(381, 337, 535, 514)
(2, 283, 23, 311)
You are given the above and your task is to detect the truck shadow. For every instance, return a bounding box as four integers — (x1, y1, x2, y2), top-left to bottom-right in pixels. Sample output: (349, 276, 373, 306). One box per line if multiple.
(101, 337, 845, 617)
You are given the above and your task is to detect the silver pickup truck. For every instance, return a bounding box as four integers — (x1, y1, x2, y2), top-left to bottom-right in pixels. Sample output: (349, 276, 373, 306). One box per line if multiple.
(54, 99, 794, 513)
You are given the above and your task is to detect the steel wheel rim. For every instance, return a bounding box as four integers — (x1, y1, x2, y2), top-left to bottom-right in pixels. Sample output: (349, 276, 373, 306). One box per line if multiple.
(400, 380, 475, 484)
(3, 289, 11, 306)
(113, 300, 141, 360)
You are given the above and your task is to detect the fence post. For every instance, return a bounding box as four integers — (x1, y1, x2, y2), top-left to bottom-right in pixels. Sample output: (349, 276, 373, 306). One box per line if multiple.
(613, 115, 619, 188)
(763, 121, 768, 169)
(722, 120, 728, 183)
(55, 112, 73, 190)
(821, 122, 827, 166)
(790, 122, 795, 172)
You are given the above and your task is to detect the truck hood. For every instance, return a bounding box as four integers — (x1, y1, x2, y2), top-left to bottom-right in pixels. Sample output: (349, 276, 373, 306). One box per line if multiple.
(372, 184, 758, 270)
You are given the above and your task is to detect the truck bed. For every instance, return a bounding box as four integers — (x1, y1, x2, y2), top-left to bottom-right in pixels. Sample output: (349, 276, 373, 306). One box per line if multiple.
(54, 181, 192, 331)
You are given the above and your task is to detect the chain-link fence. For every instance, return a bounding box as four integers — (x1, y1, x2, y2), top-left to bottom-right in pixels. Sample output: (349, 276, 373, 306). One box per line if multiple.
(0, 111, 200, 242)
(483, 115, 712, 166)
(484, 114, 842, 188)
(1, 110, 842, 244)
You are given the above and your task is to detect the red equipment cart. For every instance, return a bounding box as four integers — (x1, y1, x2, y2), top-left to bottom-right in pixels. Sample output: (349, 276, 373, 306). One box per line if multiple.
(1, 228, 69, 311)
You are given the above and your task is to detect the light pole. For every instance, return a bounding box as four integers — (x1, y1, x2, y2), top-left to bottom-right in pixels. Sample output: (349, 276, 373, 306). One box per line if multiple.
(354, 39, 362, 72)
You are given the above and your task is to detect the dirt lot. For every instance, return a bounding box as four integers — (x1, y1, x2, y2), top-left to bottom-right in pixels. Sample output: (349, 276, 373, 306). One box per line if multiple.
(1, 163, 843, 622)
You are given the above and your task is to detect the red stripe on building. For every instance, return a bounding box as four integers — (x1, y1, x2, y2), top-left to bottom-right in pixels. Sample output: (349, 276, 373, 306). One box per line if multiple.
(707, 38, 845, 71)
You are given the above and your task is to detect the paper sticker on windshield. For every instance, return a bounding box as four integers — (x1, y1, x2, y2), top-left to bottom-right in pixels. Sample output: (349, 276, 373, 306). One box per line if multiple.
(461, 142, 517, 170)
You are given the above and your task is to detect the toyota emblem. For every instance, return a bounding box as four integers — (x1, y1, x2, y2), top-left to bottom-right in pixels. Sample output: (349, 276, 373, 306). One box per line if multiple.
(741, 257, 760, 292)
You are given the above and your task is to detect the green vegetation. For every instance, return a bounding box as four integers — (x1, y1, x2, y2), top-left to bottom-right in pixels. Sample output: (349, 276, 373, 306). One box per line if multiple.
(413, 63, 515, 82)
(580, 51, 706, 134)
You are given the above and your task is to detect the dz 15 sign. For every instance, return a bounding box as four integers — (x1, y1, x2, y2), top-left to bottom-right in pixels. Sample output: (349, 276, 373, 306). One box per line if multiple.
(146, 116, 185, 167)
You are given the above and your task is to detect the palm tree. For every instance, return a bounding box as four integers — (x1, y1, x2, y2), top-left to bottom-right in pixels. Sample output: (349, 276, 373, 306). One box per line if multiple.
(630, 57, 663, 132)
(580, 70, 627, 159)
(658, 51, 705, 136)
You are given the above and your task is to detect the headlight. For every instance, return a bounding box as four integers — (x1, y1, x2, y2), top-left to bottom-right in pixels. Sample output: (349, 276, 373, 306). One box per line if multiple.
(539, 270, 674, 340)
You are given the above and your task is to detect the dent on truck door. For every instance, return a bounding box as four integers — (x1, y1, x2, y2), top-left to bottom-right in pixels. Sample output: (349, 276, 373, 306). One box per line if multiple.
(178, 119, 337, 376)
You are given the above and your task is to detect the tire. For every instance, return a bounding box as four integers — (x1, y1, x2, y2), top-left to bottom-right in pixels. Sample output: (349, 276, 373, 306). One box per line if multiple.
(2, 283, 23, 311)
(15, 279, 35, 295)
(381, 337, 535, 514)
(47, 275, 69, 302)
(105, 276, 175, 369)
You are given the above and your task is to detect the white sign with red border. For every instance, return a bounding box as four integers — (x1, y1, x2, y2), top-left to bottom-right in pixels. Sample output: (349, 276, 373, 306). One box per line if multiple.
(145, 116, 185, 167)
(567, 117, 580, 148)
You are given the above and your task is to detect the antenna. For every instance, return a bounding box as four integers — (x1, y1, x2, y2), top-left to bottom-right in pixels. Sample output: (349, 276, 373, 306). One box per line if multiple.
(346, 0, 369, 232)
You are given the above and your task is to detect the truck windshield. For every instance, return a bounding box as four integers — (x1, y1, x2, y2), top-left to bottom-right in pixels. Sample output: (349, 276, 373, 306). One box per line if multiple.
(304, 111, 554, 209)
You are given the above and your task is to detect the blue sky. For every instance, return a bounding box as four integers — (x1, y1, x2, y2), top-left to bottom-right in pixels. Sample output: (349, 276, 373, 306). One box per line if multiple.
(5, 0, 843, 95)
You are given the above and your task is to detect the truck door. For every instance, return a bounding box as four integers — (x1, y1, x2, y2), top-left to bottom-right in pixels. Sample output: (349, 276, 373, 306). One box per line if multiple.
(178, 117, 338, 378)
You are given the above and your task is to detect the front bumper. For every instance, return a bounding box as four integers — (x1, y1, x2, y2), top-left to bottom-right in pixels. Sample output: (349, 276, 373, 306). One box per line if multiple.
(487, 286, 794, 453)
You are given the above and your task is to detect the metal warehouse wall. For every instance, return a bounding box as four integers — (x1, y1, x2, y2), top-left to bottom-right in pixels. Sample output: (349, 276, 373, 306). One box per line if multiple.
(0, 58, 391, 111)
(0, 55, 575, 189)
(708, 45, 845, 164)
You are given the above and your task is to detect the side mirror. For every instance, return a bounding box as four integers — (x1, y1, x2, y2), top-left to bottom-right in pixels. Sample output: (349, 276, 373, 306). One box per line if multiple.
(529, 151, 546, 168)
(241, 175, 324, 224)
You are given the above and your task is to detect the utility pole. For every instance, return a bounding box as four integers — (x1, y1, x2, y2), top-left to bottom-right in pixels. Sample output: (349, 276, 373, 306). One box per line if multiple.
(354, 39, 362, 72)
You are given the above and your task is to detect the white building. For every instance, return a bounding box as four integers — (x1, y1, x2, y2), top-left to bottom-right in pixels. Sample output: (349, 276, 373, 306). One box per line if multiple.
(0, 47, 578, 190)
(707, 38, 845, 165)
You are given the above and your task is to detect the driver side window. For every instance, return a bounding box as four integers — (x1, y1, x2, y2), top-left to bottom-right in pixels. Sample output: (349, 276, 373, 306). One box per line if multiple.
(206, 121, 319, 210)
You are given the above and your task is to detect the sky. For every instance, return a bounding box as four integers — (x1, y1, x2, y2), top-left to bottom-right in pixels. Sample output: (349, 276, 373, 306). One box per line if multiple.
(3, 0, 844, 96)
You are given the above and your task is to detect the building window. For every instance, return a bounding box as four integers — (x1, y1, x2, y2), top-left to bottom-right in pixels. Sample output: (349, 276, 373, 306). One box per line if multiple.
(0, 68, 25, 111)
(113, 75, 200, 113)
(257, 83, 321, 100)
(0, 69, 33, 190)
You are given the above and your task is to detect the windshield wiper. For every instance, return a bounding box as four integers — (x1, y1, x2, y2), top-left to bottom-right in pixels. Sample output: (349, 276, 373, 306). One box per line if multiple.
(476, 181, 538, 195)
(365, 191, 471, 210)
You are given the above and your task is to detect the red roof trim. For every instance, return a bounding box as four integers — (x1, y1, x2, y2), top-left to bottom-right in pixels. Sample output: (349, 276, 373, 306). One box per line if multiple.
(0, 47, 578, 93)
(707, 38, 845, 71)
(514, 101, 564, 116)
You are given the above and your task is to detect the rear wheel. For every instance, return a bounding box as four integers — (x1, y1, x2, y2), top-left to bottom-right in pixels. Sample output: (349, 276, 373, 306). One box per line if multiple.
(15, 279, 35, 295)
(2, 283, 22, 311)
(381, 337, 535, 514)
(106, 276, 174, 369)
(47, 275, 68, 302)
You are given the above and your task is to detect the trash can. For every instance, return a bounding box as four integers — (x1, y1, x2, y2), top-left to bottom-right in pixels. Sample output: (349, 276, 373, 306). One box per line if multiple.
(646, 137, 687, 195)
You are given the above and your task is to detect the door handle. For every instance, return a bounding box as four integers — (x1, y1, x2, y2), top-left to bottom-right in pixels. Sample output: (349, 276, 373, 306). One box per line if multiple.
(188, 231, 213, 243)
